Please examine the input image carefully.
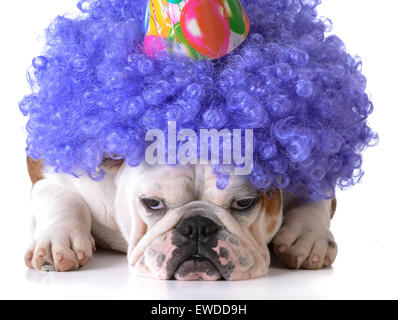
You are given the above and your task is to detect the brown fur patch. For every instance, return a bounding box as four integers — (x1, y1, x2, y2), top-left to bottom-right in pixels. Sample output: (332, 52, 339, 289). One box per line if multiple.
(262, 188, 282, 217)
(266, 220, 277, 234)
(27, 157, 44, 184)
(258, 188, 282, 234)
(330, 197, 337, 219)
(101, 158, 124, 174)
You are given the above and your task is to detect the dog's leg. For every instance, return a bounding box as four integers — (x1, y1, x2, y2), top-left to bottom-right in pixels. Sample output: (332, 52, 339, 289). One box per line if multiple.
(272, 196, 337, 269)
(25, 179, 95, 271)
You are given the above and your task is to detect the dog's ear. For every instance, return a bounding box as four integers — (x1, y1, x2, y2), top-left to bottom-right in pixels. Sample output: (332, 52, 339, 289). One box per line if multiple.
(27, 157, 44, 185)
(330, 197, 337, 219)
(101, 158, 124, 175)
(250, 188, 283, 246)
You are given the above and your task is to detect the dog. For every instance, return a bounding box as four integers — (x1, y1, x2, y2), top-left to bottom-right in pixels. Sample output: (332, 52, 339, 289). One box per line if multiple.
(24, 157, 337, 280)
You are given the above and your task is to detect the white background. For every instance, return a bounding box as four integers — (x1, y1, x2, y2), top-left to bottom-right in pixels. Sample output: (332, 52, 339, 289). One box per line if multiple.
(0, 0, 397, 299)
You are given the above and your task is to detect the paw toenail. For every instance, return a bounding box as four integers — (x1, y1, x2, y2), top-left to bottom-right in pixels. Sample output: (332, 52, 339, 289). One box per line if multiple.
(25, 252, 33, 260)
(278, 245, 287, 253)
(77, 251, 84, 260)
(325, 256, 331, 266)
(312, 254, 319, 263)
(38, 249, 46, 257)
(55, 253, 64, 261)
(295, 254, 305, 268)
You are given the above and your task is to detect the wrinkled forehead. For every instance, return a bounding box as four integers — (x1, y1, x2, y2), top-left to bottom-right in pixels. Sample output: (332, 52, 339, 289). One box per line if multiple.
(121, 164, 254, 199)
(122, 164, 194, 197)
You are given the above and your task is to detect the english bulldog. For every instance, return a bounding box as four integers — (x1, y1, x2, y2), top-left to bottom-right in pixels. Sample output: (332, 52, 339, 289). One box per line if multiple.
(25, 157, 337, 280)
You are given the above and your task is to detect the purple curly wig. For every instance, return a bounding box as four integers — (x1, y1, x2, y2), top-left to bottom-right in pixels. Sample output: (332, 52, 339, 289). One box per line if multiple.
(20, 0, 377, 201)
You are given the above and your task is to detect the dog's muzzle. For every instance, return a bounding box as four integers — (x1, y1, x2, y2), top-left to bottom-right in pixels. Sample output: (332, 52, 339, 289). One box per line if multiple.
(132, 201, 266, 281)
(171, 215, 225, 280)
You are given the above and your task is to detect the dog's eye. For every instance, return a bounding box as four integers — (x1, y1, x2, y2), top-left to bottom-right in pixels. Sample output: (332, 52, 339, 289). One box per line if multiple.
(231, 198, 257, 210)
(142, 198, 165, 210)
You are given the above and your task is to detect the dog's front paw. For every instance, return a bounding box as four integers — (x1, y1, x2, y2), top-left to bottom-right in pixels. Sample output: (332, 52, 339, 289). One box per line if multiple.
(272, 224, 337, 270)
(25, 227, 95, 272)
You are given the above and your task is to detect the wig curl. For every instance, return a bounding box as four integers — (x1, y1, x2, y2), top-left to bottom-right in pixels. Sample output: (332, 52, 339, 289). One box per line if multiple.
(20, 0, 377, 201)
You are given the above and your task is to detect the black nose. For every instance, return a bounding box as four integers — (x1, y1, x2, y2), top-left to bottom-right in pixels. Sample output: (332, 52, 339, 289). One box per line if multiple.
(176, 216, 220, 242)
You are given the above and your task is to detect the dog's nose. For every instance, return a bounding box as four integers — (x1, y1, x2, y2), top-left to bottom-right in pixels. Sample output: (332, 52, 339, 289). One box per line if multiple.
(176, 216, 220, 242)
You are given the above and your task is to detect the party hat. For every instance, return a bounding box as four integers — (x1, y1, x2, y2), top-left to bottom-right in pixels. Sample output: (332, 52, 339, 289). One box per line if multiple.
(143, 0, 250, 59)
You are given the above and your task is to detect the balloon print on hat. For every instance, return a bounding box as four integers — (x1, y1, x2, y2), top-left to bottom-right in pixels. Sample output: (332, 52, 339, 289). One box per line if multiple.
(144, 0, 250, 59)
(180, 0, 230, 59)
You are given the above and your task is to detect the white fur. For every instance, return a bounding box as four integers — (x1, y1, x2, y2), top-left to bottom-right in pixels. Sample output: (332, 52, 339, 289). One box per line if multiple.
(25, 163, 337, 274)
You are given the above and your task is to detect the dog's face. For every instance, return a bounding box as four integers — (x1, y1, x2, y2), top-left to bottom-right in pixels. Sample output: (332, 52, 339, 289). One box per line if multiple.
(114, 164, 282, 280)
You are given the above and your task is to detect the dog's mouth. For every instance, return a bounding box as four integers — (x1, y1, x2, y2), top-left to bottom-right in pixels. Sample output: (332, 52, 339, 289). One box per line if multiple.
(173, 254, 223, 281)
